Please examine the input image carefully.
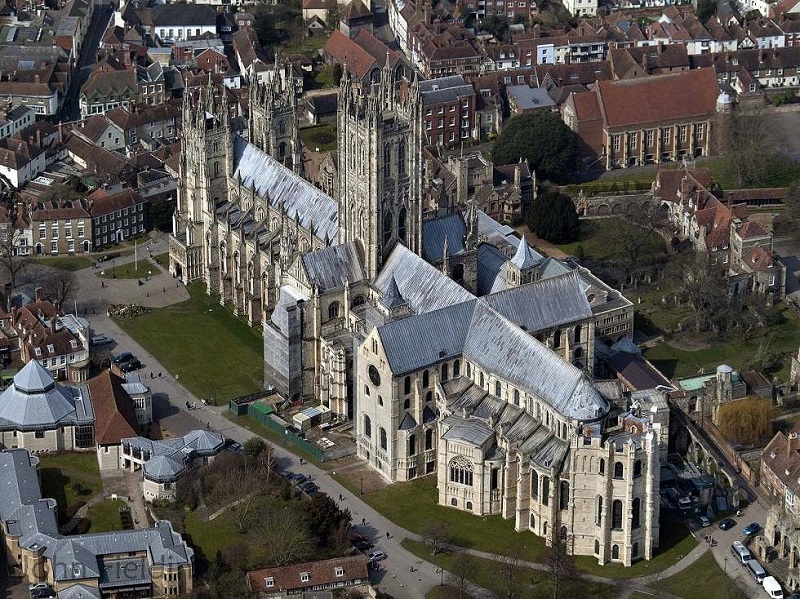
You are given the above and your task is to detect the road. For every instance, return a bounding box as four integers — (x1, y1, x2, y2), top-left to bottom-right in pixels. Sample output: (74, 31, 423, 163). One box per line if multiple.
(60, 2, 114, 122)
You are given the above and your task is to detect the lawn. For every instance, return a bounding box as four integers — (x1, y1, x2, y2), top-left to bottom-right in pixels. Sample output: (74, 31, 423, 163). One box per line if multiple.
(403, 539, 616, 599)
(96, 260, 158, 280)
(85, 499, 127, 533)
(643, 307, 800, 381)
(655, 551, 746, 599)
(703, 154, 800, 191)
(184, 509, 242, 561)
(112, 283, 264, 400)
(554, 218, 664, 262)
(38, 452, 102, 524)
(33, 256, 93, 271)
(153, 252, 169, 269)
(300, 123, 337, 152)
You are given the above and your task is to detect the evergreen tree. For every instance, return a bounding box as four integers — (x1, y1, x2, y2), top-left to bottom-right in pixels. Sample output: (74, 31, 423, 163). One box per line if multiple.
(527, 190, 580, 244)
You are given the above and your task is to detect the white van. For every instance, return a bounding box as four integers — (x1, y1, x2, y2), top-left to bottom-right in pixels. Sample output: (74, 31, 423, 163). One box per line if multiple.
(731, 540, 752, 565)
(746, 559, 766, 584)
(763, 576, 783, 598)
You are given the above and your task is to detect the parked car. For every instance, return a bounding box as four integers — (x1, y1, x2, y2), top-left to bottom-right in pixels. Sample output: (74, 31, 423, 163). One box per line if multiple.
(119, 358, 141, 373)
(743, 522, 761, 536)
(225, 440, 243, 453)
(353, 540, 373, 552)
(112, 352, 134, 365)
(299, 481, 318, 494)
(698, 516, 710, 528)
(29, 584, 55, 599)
(367, 551, 387, 562)
(90, 335, 112, 345)
(290, 474, 309, 486)
(719, 518, 736, 531)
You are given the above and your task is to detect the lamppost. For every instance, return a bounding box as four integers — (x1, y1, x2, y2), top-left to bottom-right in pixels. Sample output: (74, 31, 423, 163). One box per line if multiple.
(111, 259, 116, 278)
(360, 477, 363, 495)
(435, 567, 444, 586)
(724, 557, 727, 574)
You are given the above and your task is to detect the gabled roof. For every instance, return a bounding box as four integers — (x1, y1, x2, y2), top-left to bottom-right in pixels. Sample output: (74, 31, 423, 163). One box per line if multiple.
(87, 370, 138, 445)
(341, 0, 372, 21)
(422, 212, 466, 262)
(152, 4, 216, 27)
(301, 242, 365, 292)
(247, 556, 369, 592)
(737, 220, 769, 238)
(324, 29, 376, 79)
(510, 237, 541, 269)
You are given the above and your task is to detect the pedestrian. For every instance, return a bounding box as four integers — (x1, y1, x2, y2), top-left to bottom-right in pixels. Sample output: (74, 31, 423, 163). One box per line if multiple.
(339, 494, 343, 501)
(386, 531, 390, 539)
(362, 518, 366, 526)
(163, 287, 166, 293)
(206, 422, 210, 429)
(158, 372, 162, 378)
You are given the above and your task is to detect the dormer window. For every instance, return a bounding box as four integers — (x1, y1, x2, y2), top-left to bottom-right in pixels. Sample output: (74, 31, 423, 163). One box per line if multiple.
(265, 577, 274, 588)
(70, 339, 77, 348)
(47, 344, 55, 354)
(34, 347, 41, 357)
(300, 572, 310, 583)
(335, 566, 344, 577)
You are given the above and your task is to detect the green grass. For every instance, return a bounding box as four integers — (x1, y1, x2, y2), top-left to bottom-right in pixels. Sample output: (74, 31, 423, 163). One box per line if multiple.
(96, 260, 159, 280)
(38, 452, 102, 524)
(553, 218, 663, 262)
(281, 32, 330, 54)
(112, 283, 264, 399)
(703, 154, 800, 190)
(184, 509, 243, 560)
(572, 521, 697, 579)
(33, 256, 93, 271)
(85, 499, 127, 533)
(655, 551, 745, 599)
(643, 307, 800, 380)
(337, 476, 548, 562)
(153, 252, 169, 269)
(312, 65, 338, 88)
(403, 539, 616, 599)
(299, 123, 337, 152)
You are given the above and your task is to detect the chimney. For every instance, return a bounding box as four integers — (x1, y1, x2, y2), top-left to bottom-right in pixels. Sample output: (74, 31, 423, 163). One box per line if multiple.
(759, 49, 766, 63)
(34, 287, 43, 302)
(50, 317, 56, 333)
(36, 127, 41, 146)
(642, 51, 649, 71)
(533, 23, 541, 38)
(787, 432, 799, 459)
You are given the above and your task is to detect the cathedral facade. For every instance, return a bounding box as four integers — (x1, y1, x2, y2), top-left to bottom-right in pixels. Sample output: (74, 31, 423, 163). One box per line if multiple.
(170, 65, 660, 566)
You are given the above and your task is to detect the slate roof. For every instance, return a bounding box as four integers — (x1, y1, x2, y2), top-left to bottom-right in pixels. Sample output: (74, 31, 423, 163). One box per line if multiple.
(380, 276, 407, 309)
(122, 429, 225, 483)
(0, 361, 92, 430)
(419, 75, 474, 105)
(301, 242, 365, 292)
(421, 212, 467, 262)
(233, 136, 338, 242)
(375, 244, 475, 315)
(476, 243, 510, 295)
(510, 237, 542, 269)
(152, 4, 217, 27)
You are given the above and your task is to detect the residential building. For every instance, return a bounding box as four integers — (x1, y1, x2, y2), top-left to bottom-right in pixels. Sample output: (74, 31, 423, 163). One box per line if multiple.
(247, 556, 371, 597)
(339, 0, 373, 38)
(0, 46, 70, 116)
(506, 85, 556, 114)
(87, 188, 149, 249)
(0, 138, 46, 188)
(79, 61, 140, 118)
(302, 0, 337, 26)
(0, 105, 35, 141)
(152, 4, 217, 44)
(70, 114, 126, 151)
(562, 0, 598, 17)
(29, 199, 92, 256)
(0, 448, 193, 596)
(420, 75, 476, 144)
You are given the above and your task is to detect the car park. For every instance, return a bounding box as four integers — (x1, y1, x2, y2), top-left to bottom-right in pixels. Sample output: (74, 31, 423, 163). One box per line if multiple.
(367, 551, 387, 562)
(112, 352, 134, 365)
(719, 518, 736, 530)
(743, 522, 761, 536)
(90, 335, 112, 345)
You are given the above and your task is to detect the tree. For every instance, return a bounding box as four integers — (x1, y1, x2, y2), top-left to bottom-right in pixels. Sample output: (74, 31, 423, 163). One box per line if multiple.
(492, 110, 579, 184)
(527, 190, 580, 244)
(545, 533, 576, 599)
(41, 270, 79, 309)
(497, 540, 525, 599)
(671, 252, 731, 334)
(696, 0, 715, 22)
(445, 550, 477, 599)
(0, 227, 32, 293)
(722, 109, 773, 188)
(304, 493, 351, 548)
(717, 397, 773, 446)
(148, 198, 174, 232)
(255, 509, 313, 566)
(481, 15, 509, 39)
(777, 180, 800, 238)
(421, 520, 450, 555)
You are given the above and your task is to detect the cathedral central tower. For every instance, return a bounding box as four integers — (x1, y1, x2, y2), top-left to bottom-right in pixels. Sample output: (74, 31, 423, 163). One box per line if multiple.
(337, 62, 424, 280)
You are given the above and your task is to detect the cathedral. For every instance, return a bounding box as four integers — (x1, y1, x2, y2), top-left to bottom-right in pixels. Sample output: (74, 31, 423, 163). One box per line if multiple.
(169, 64, 663, 566)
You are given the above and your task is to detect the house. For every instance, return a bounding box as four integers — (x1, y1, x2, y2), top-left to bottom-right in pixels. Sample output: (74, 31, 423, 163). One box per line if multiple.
(86, 188, 149, 249)
(0, 360, 94, 451)
(71, 115, 126, 151)
(232, 26, 270, 82)
(152, 4, 217, 44)
(302, 0, 336, 26)
(761, 423, 800, 514)
(563, 68, 720, 169)
(28, 198, 93, 256)
(420, 75, 477, 144)
(79, 61, 140, 118)
(120, 430, 225, 500)
(506, 85, 556, 115)
(2, 295, 90, 382)
(305, 92, 338, 125)
(0, 46, 70, 116)
(0, 106, 36, 141)
(0, 448, 194, 595)
(339, 0, 373, 38)
(89, 369, 140, 470)
(0, 138, 46, 189)
(246, 556, 370, 597)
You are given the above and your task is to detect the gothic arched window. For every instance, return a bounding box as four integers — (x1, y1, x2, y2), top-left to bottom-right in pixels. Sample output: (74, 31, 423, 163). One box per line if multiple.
(559, 481, 569, 510)
(214, 161, 220, 177)
(449, 456, 473, 486)
(383, 210, 393, 246)
(328, 302, 340, 319)
(404, 376, 411, 394)
(380, 427, 387, 451)
(398, 208, 407, 244)
(364, 415, 372, 438)
(408, 434, 416, 456)
(632, 497, 641, 528)
(425, 428, 433, 450)
(453, 359, 461, 377)
(612, 500, 623, 529)
(384, 145, 391, 178)
(398, 142, 406, 175)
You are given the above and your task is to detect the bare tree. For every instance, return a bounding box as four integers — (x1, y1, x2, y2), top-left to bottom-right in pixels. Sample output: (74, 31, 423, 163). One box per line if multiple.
(421, 520, 451, 556)
(545, 534, 576, 599)
(722, 109, 773, 188)
(255, 509, 313, 566)
(671, 252, 731, 334)
(0, 227, 32, 293)
(41, 270, 79, 309)
(497, 540, 525, 599)
(446, 550, 478, 599)
(598, 204, 669, 287)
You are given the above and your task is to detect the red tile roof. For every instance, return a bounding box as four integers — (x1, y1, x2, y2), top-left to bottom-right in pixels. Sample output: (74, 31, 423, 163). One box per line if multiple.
(247, 556, 369, 593)
(324, 29, 377, 79)
(596, 67, 719, 129)
(743, 245, 777, 271)
(737, 220, 769, 239)
(89, 370, 139, 445)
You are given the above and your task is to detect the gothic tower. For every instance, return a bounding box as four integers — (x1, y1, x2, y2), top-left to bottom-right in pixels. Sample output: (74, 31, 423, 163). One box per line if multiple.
(249, 63, 302, 174)
(337, 61, 424, 281)
(171, 81, 232, 285)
